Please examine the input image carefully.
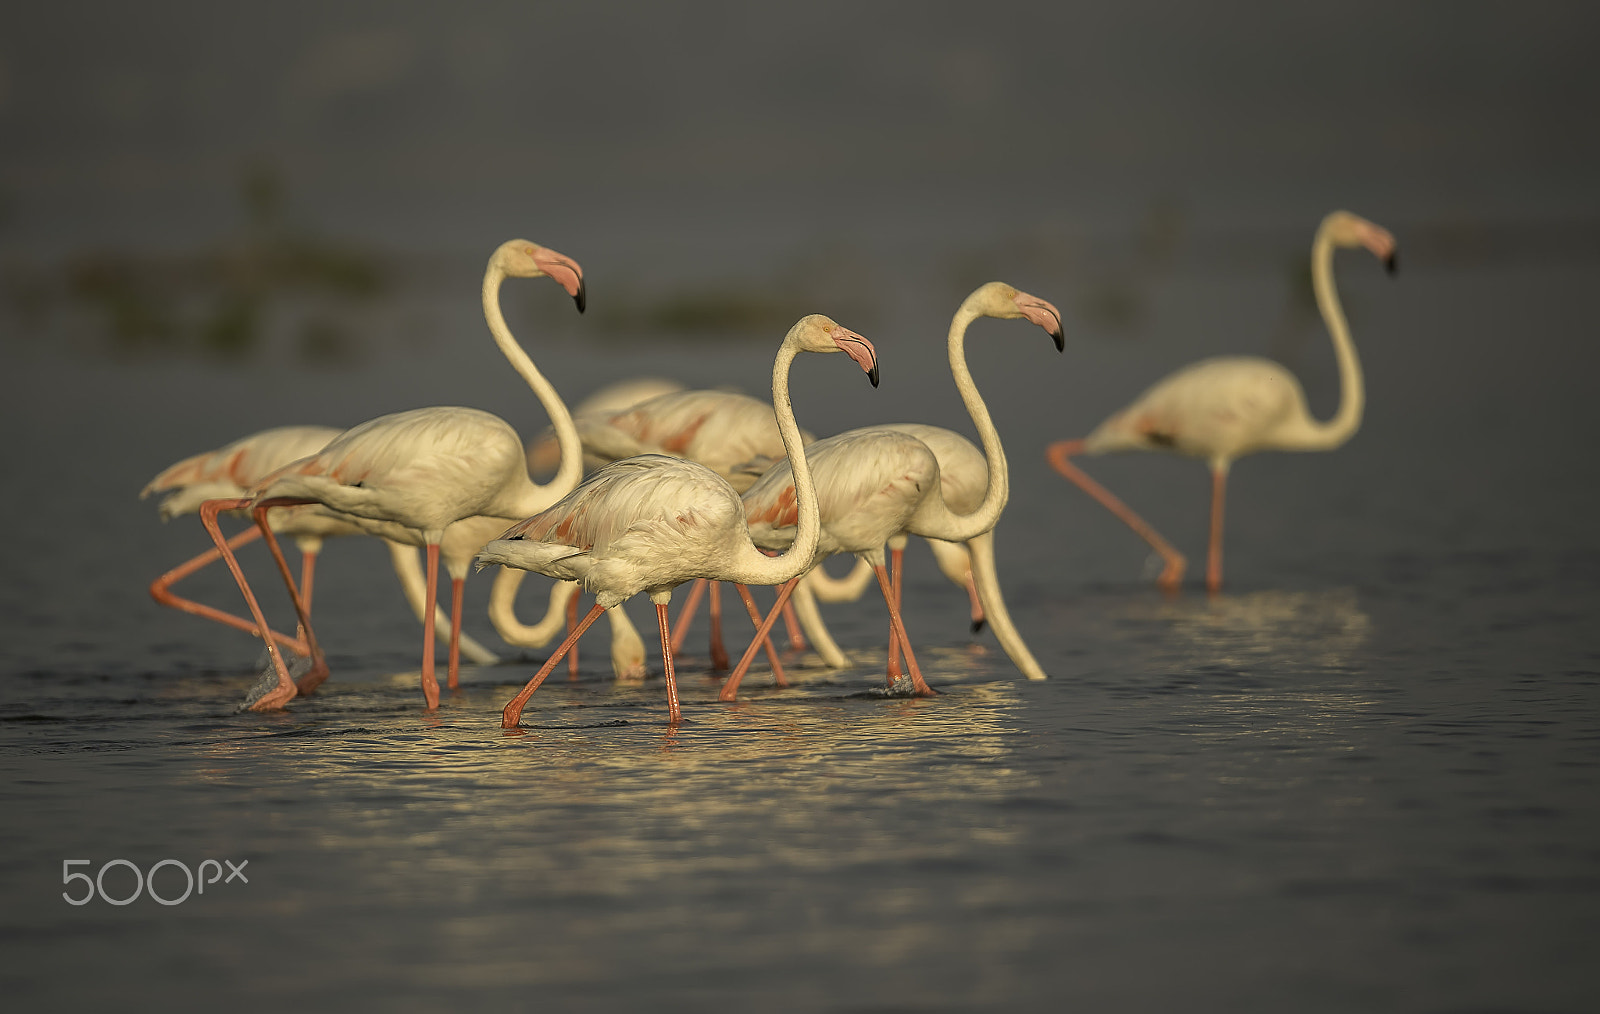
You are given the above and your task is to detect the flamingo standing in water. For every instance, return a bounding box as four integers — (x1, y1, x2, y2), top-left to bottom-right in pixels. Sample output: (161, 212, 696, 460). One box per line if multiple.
(724, 281, 1063, 699)
(475, 314, 880, 728)
(509, 378, 783, 677)
(1046, 210, 1397, 593)
(202, 238, 588, 712)
(144, 425, 501, 679)
(574, 386, 817, 669)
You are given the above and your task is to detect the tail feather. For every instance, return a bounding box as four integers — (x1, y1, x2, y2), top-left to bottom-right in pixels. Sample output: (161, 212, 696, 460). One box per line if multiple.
(476, 539, 588, 580)
(141, 451, 219, 499)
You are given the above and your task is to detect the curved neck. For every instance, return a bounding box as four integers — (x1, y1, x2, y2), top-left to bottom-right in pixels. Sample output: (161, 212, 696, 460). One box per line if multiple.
(487, 567, 574, 645)
(728, 339, 821, 585)
(482, 264, 584, 512)
(806, 556, 875, 602)
(923, 301, 1009, 542)
(1286, 229, 1365, 450)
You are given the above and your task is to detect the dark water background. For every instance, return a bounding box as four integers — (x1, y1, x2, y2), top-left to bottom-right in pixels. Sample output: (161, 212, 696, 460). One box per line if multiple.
(3, 2, 1599, 1010)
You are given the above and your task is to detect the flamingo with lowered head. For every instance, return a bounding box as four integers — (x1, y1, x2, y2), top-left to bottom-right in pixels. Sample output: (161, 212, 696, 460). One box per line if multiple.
(201, 238, 588, 712)
(575, 384, 816, 669)
(475, 314, 880, 728)
(723, 281, 1062, 699)
(512, 377, 787, 678)
(1046, 210, 1397, 593)
(144, 425, 501, 685)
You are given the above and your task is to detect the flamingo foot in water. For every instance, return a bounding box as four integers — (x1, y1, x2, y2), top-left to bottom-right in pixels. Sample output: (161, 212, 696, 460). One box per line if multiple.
(885, 673, 940, 697)
(1157, 555, 1187, 596)
(239, 651, 311, 712)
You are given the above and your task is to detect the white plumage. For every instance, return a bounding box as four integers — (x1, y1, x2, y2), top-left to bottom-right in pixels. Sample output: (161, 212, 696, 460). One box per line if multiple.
(720, 281, 1063, 697)
(1049, 210, 1398, 593)
(200, 238, 589, 712)
(477, 313, 881, 729)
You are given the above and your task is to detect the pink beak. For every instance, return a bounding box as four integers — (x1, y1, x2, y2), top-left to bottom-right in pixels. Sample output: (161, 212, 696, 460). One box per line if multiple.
(533, 248, 587, 312)
(1013, 291, 1065, 350)
(1355, 224, 1399, 277)
(829, 327, 880, 387)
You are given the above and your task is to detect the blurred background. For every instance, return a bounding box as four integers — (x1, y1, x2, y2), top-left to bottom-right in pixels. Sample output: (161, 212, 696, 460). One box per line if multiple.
(3, 0, 1598, 673)
(3, 0, 1595, 359)
(0, 0, 1591, 628)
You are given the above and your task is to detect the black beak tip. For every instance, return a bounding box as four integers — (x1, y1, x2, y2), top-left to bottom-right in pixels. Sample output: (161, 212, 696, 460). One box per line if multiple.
(574, 282, 587, 313)
(1384, 252, 1398, 277)
(971, 619, 986, 634)
(1052, 330, 1065, 352)
(867, 365, 880, 388)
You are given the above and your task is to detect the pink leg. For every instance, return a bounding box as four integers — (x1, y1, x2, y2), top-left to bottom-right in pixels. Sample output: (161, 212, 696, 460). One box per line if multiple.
(294, 548, 319, 645)
(448, 577, 464, 690)
(781, 596, 807, 651)
(299, 550, 319, 615)
(1208, 467, 1227, 596)
(732, 584, 787, 687)
(708, 581, 729, 670)
(419, 543, 441, 710)
(566, 586, 581, 680)
(720, 577, 800, 702)
(873, 564, 934, 697)
(887, 546, 905, 683)
(249, 501, 328, 695)
(655, 603, 684, 725)
(964, 570, 986, 633)
(669, 579, 706, 653)
(149, 524, 310, 656)
(198, 499, 296, 712)
(502, 602, 606, 728)
(1048, 439, 1187, 593)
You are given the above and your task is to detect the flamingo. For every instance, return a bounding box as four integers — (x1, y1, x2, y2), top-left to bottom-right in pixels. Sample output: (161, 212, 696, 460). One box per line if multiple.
(575, 386, 818, 668)
(144, 425, 501, 683)
(574, 388, 813, 490)
(1046, 210, 1397, 593)
(724, 281, 1062, 698)
(779, 432, 1002, 671)
(201, 237, 588, 712)
(143, 425, 350, 661)
(475, 314, 880, 728)
(516, 378, 779, 679)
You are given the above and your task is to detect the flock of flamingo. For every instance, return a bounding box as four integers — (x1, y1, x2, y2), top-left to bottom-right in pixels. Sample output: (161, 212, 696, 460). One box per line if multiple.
(140, 211, 1397, 727)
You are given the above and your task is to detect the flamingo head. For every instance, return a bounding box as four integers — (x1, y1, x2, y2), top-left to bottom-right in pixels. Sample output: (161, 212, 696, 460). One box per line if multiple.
(791, 314, 880, 387)
(494, 239, 588, 311)
(1323, 212, 1399, 277)
(968, 281, 1066, 350)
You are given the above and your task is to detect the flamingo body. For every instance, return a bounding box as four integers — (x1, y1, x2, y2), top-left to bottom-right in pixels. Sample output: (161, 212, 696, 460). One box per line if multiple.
(1084, 355, 1322, 466)
(491, 455, 753, 607)
(260, 406, 536, 537)
(528, 376, 687, 476)
(743, 428, 936, 565)
(578, 389, 814, 493)
(144, 425, 353, 535)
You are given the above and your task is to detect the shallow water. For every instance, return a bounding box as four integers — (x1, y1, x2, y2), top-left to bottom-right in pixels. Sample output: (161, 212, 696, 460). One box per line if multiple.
(3, 255, 1598, 1011)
